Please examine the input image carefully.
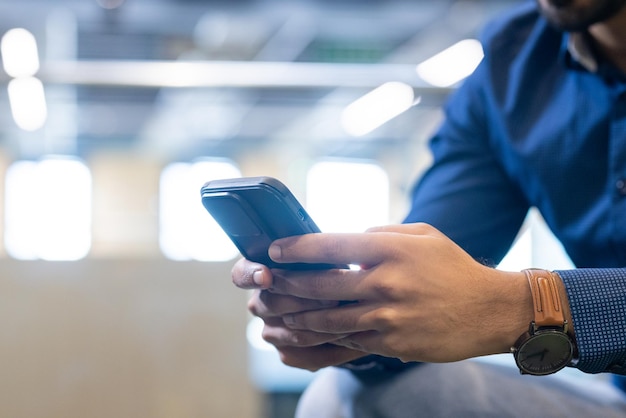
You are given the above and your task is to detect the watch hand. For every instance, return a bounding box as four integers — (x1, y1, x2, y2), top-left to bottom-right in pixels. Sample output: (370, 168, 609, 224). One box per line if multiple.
(524, 349, 549, 361)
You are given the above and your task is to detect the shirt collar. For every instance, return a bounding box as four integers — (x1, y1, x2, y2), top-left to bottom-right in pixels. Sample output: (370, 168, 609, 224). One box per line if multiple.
(567, 32, 598, 73)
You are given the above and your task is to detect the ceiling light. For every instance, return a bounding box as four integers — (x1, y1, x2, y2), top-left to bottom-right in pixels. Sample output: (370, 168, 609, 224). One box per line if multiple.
(1, 28, 40, 78)
(341, 81, 416, 137)
(416, 39, 484, 88)
(7, 77, 48, 131)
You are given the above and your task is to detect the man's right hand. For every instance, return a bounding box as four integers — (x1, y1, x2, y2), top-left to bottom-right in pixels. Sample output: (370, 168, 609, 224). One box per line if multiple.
(231, 258, 367, 371)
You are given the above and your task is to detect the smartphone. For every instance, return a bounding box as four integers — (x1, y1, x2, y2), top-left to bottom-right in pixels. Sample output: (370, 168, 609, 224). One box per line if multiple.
(200, 176, 341, 270)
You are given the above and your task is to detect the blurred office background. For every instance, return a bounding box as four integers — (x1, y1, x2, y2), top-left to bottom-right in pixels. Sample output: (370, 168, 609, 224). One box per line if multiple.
(0, 0, 577, 417)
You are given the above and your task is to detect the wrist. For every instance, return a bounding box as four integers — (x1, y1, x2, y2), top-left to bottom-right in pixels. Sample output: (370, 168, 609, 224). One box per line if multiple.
(477, 268, 533, 355)
(501, 270, 535, 351)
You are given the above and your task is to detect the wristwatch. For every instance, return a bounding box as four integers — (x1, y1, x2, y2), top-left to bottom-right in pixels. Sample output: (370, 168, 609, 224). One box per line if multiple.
(511, 269, 575, 376)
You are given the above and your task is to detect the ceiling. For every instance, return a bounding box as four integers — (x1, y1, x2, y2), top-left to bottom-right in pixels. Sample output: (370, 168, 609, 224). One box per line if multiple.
(0, 0, 525, 161)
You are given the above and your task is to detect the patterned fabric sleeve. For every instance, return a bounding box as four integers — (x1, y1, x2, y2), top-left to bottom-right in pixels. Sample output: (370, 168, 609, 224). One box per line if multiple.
(556, 268, 626, 375)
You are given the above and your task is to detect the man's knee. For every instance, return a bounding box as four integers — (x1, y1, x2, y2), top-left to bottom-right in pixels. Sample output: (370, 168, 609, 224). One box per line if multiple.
(296, 361, 626, 418)
(295, 367, 364, 418)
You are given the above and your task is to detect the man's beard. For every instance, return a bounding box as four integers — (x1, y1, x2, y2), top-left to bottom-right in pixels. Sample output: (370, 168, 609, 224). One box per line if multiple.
(537, 0, 626, 31)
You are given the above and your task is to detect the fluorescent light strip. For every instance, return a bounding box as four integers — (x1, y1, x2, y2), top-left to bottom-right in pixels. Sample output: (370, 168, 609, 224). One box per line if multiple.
(341, 81, 416, 137)
(416, 39, 484, 88)
(39, 60, 440, 89)
(7, 77, 48, 131)
(1, 28, 40, 78)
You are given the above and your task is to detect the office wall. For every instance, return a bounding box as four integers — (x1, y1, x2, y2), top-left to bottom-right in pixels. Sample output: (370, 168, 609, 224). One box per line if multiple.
(0, 259, 259, 418)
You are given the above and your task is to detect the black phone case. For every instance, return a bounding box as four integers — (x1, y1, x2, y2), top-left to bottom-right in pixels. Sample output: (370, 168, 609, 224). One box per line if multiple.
(200, 176, 337, 269)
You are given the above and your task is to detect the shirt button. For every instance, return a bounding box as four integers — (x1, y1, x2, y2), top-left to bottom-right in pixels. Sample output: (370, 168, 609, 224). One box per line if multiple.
(616, 179, 626, 196)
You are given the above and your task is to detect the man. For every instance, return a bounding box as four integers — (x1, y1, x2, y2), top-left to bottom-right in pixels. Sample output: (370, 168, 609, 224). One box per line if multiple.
(232, 0, 626, 416)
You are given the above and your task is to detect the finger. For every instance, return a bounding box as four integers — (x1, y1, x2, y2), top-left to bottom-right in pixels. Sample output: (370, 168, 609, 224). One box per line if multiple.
(333, 332, 378, 353)
(261, 317, 350, 348)
(334, 331, 409, 362)
(270, 268, 370, 302)
(365, 223, 439, 234)
(248, 290, 340, 318)
(269, 228, 439, 266)
(277, 344, 367, 371)
(269, 233, 390, 267)
(231, 258, 272, 289)
(283, 302, 379, 335)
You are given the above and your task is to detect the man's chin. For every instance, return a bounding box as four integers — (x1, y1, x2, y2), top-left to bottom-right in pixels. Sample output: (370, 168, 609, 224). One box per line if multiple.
(537, 0, 626, 31)
(543, 0, 575, 8)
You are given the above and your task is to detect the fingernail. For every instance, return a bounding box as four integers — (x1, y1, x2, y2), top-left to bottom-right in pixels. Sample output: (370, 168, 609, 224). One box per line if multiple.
(252, 270, 264, 286)
(283, 314, 295, 326)
(269, 244, 282, 260)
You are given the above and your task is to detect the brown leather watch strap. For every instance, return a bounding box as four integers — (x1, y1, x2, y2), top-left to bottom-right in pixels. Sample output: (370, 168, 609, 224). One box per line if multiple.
(523, 269, 567, 331)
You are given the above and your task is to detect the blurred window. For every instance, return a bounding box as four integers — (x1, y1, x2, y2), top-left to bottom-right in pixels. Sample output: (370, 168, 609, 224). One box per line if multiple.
(159, 159, 240, 261)
(5, 157, 92, 260)
(306, 160, 389, 232)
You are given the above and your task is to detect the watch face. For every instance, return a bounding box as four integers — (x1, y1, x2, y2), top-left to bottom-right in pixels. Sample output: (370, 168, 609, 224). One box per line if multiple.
(516, 331, 573, 376)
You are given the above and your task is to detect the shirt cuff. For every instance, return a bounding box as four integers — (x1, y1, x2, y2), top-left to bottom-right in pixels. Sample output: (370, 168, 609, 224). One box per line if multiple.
(338, 355, 421, 382)
(556, 268, 626, 375)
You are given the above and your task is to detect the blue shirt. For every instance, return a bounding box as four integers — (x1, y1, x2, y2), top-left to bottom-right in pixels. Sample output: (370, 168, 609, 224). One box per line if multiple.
(404, 2, 626, 380)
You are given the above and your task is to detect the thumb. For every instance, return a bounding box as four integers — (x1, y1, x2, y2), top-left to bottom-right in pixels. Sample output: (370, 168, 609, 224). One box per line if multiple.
(231, 257, 273, 289)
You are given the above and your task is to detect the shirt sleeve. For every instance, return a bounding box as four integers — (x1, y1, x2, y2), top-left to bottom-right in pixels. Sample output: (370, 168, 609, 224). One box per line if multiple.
(556, 268, 626, 376)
